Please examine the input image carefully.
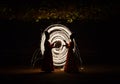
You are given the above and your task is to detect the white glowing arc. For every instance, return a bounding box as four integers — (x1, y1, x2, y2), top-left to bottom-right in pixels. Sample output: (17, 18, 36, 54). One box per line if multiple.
(40, 24, 73, 66)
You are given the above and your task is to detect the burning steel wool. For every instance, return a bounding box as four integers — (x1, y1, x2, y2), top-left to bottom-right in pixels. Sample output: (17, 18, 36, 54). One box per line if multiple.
(32, 24, 82, 68)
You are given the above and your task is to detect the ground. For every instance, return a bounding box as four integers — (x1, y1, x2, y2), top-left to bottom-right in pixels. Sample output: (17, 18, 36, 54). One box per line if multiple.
(0, 65, 120, 84)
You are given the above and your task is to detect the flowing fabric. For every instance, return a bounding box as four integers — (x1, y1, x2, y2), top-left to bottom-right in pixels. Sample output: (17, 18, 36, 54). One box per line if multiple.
(41, 32, 54, 72)
(64, 40, 79, 73)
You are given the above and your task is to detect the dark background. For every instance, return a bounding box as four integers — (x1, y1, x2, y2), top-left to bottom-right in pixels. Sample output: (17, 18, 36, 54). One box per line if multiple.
(0, 0, 119, 67)
(0, 1, 120, 84)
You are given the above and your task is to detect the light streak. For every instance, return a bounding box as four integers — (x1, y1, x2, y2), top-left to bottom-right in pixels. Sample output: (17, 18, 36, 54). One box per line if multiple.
(40, 24, 76, 66)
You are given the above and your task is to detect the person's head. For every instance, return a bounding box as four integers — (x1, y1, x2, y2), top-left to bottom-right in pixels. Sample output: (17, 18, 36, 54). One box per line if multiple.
(70, 33, 74, 40)
(45, 31, 49, 39)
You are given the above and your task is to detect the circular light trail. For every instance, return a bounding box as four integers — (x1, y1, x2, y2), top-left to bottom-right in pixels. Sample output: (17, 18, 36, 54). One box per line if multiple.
(40, 24, 75, 66)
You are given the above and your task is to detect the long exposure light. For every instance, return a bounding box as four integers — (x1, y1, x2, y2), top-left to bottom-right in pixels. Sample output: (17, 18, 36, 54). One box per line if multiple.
(40, 24, 75, 66)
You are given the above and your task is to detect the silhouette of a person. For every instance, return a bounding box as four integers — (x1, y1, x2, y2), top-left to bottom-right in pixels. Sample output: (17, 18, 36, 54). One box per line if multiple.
(64, 33, 79, 73)
(41, 31, 54, 72)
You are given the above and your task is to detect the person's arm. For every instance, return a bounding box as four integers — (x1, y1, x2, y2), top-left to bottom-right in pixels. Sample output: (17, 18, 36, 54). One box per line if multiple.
(63, 40, 70, 48)
(50, 43, 54, 48)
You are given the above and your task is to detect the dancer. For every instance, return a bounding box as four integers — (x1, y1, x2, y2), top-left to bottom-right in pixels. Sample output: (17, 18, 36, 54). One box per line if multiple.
(41, 31, 54, 72)
(64, 33, 79, 73)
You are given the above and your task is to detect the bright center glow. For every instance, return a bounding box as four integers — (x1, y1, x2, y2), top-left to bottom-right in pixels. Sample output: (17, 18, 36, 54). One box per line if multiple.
(40, 24, 74, 66)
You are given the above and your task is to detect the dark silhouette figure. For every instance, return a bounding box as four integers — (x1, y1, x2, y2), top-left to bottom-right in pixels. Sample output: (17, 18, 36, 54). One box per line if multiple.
(64, 34, 79, 73)
(41, 31, 54, 72)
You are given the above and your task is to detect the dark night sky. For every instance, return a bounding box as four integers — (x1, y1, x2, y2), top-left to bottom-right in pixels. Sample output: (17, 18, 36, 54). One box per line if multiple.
(0, 0, 119, 67)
